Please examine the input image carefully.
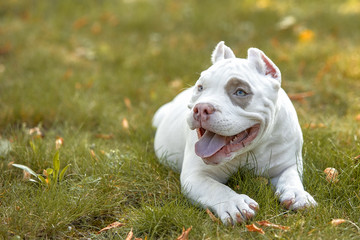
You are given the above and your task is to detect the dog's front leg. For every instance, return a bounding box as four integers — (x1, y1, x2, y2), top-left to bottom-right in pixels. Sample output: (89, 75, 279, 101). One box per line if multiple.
(271, 165, 317, 210)
(180, 146, 259, 225)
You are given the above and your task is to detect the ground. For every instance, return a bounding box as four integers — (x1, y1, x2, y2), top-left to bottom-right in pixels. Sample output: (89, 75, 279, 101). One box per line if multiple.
(0, 0, 360, 239)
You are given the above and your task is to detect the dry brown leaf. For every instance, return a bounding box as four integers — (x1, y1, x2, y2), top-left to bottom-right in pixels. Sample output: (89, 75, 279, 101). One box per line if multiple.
(324, 167, 339, 183)
(73, 17, 88, 29)
(97, 221, 125, 234)
(0, 42, 12, 56)
(246, 224, 265, 234)
(125, 228, 134, 240)
(288, 91, 314, 101)
(206, 208, 220, 223)
(63, 69, 73, 80)
(124, 97, 132, 110)
(91, 22, 102, 35)
(330, 219, 347, 226)
(176, 226, 192, 240)
(356, 114, 360, 121)
(95, 134, 114, 140)
(303, 123, 326, 129)
(256, 220, 290, 230)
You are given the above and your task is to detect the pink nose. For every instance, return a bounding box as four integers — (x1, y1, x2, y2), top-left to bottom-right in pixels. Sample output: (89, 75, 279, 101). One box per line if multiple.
(193, 103, 215, 122)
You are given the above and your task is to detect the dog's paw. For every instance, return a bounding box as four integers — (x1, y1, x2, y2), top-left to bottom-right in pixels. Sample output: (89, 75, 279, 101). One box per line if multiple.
(215, 194, 259, 225)
(276, 187, 317, 210)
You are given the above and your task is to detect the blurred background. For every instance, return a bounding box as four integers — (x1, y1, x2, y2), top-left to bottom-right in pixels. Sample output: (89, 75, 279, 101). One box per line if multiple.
(0, 0, 359, 133)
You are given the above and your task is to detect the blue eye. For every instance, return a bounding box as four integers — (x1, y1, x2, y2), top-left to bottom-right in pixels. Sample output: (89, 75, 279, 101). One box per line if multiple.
(234, 89, 247, 96)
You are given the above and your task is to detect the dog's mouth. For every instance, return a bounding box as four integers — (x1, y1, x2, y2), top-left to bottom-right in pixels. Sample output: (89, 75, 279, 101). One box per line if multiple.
(195, 124, 260, 161)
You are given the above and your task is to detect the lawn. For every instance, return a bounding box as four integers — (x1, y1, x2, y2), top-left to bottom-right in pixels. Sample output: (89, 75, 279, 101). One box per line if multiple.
(1, 0, 360, 239)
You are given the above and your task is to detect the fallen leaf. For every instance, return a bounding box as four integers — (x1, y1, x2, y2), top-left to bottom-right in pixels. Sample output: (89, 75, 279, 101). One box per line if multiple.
(122, 118, 129, 129)
(90, 149, 98, 161)
(206, 208, 220, 223)
(125, 228, 133, 240)
(298, 29, 315, 43)
(7, 161, 15, 168)
(356, 114, 360, 121)
(124, 98, 132, 110)
(176, 226, 192, 240)
(330, 219, 347, 226)
(55, 137, 64, 150)
(0, 42, 12, 56)
(246, 224, 265, 234)
(256, 220, 290, 230)
(73, 17, 88, 30)
(95, 134, 114, 139)
(288, 91, 314, 101)
(324, 167, 339, 183)
(91, 22, 102, 35)
(63, 69, 73, 80)
(169, 78, 183, 90)
(304, 123, 326, 129)
(97, 221, 125, 234)
(354, 154, 360, 160)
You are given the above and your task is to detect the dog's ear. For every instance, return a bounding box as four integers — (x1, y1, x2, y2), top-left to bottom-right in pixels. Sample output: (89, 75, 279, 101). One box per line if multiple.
(211, 41, 236, 64)
(247, 48, 281, 83)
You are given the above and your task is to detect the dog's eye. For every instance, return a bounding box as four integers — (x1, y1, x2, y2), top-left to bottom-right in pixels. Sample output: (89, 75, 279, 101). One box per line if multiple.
(234, 89, 247, 97)
(197, 85, 203, 92)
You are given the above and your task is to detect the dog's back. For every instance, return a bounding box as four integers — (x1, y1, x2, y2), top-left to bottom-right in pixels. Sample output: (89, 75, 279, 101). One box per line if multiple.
(153, 88, 194, 171)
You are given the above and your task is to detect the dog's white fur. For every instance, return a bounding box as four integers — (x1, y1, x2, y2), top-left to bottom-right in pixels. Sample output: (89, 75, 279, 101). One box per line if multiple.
(153, 42, 316, 224)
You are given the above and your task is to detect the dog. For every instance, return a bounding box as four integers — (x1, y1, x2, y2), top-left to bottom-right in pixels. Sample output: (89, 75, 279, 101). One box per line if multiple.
(153, 41, 317, 225)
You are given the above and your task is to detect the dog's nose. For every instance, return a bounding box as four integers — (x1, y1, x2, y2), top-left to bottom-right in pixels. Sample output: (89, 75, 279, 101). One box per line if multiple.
(193, 103, 215, 122)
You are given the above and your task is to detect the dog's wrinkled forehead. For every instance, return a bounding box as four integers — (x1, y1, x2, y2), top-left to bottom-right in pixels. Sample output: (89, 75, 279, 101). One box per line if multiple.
(198, 59, 254, 109)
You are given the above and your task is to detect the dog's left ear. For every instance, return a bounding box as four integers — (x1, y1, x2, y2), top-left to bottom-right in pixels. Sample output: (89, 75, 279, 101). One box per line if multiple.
(211, 41, 236, 64)
(247, 48, 281, 83)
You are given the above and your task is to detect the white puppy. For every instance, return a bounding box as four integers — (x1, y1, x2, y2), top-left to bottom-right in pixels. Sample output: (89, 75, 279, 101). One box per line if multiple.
(153, 42, 317, 224)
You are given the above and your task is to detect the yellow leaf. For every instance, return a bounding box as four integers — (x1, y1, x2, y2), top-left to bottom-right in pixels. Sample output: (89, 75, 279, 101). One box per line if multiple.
(298, 29, 315, 43)
(122, 118, 129, 129)
(330, 219, 347, 226)
(246, 224, 265, 234)
(176, 226, 192, 240)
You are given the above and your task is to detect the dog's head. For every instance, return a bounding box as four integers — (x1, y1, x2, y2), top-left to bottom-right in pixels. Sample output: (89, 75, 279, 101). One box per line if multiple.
(187, 41, 281, 165)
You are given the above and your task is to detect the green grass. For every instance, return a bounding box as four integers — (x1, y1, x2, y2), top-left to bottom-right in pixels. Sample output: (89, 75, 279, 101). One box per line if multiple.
(1, 0, 360, 239)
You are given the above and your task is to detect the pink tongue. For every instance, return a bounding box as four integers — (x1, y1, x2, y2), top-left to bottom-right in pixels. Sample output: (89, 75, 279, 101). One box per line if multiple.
(195, 130, 227, 158)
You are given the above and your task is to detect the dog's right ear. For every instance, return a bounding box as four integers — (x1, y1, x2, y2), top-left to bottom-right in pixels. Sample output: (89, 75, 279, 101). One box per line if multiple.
(211, 41, 236, 64)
